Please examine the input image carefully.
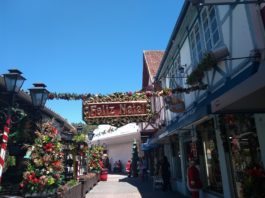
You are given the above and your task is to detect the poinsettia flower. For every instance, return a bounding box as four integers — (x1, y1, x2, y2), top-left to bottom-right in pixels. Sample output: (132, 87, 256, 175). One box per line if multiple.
(43, 143, 54, 152)
(52, 160, 63, 171)
(43, 154, 51, 162)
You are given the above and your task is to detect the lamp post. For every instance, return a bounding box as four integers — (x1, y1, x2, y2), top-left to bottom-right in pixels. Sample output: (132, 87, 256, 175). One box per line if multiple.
(88, 132, 94, 141)
(0, 69, 26, 183)
(29, 83, 49, 109)
(76, 125, 83, 133)
(28, 83, 49, 124)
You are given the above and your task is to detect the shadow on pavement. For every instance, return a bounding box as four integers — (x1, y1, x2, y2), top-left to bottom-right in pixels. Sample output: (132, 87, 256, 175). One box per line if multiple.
(118, 175, 189, 198)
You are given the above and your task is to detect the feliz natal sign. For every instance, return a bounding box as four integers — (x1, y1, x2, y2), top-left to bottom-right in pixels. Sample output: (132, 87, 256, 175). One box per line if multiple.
(82, 93, 152, 126)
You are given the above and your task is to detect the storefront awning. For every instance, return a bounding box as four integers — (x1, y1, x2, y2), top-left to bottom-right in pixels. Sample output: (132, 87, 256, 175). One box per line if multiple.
(141, 139, 159, 151)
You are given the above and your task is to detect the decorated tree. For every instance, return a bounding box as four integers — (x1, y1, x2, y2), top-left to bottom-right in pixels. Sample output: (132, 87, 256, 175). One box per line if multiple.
(131, 140, 139, 177)
(87, 145, 104, 173)
(20, 122, 64, 195)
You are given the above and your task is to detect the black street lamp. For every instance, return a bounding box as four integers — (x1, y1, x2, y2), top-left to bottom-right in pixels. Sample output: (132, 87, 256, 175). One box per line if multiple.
(88, 132, 94, 141)
(76, 125, 83, 133)
(0, 69, 26, 183)
(3, 69, 26, 97)
(28, 83, 49, 109)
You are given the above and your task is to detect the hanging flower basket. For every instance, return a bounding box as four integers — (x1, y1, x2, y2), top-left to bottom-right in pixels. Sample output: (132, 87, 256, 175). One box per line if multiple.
(186, 52, 217, 86)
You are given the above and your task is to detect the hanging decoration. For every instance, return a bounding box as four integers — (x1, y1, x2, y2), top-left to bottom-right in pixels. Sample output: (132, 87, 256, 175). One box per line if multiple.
(83, 92, 152, 127)
(0, 117, 11, 183)
(187, 53, 217, 85)
(47, 84, 208, 101)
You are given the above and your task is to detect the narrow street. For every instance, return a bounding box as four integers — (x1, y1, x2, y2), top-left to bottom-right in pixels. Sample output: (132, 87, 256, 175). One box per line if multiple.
(86, 174, 189, 198)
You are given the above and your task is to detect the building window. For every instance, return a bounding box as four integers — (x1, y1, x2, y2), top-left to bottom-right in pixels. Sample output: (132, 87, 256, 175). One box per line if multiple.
(190, 6, 220, 64)
(169, 55, 182, 89)
(190, 22, 203, 64)
(201, 6, 220, 51)
(196, 119, 223, 193)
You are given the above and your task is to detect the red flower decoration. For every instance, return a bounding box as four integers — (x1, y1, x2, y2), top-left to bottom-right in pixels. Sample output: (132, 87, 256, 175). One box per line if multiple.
(48, 94, 54, 100)
(145, 91, 152, 97)
(43, 143, 54, 152)
(52, 160, 62, 171)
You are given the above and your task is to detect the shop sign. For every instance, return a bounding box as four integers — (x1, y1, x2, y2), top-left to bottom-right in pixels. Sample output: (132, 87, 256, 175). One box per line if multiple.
(165, 95, 185, 113)
(84, 101, 148, 118)
(169, 101, 185, 113)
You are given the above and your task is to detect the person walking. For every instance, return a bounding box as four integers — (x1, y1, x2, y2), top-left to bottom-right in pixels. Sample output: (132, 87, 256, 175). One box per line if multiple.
(187, 159, 202, 198)
(161, 156, 171, 191)
(126, 160, 132, 177)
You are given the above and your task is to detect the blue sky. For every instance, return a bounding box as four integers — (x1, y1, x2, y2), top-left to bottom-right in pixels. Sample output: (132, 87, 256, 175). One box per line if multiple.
(0, 0, 184, 124)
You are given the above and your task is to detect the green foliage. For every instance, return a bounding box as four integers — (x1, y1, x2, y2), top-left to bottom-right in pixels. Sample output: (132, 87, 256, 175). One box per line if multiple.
(73, 133, 86, 143)
(20, 122, 64, 194)
(66, 179, 78, 187)
(87, 145, 104, 173)
(186, 52, 217, 85)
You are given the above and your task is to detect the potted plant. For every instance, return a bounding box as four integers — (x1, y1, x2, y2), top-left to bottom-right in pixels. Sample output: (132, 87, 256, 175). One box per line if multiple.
(57, 179, 82, 198)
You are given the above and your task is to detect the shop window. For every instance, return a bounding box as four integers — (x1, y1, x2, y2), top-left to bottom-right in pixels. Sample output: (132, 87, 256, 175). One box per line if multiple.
(219, 114, 261, 198)
(170, 135, 182, 180)
(196, 119, 223, 193)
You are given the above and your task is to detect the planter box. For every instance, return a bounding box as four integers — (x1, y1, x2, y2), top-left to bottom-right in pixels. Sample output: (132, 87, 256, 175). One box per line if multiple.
(60, 183, 82, 198)
(25, 191, 56, 198)
(79, 173, 98, 198)
(100, 169, 108, 181)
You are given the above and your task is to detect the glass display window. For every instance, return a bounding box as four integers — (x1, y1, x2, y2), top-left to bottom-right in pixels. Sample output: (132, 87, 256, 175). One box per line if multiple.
(219, 114, 261, 198)
(196, 119, 223, 193)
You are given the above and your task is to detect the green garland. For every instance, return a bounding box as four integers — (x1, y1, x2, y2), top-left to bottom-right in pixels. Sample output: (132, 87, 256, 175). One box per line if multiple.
(187, 52, 217, 85)
(83, 92, 153, 127)
(47, 85, 208, 101)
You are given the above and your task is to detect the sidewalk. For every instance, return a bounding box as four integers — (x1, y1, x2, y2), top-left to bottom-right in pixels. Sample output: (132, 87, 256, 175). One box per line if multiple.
(86, 173, 189, 198)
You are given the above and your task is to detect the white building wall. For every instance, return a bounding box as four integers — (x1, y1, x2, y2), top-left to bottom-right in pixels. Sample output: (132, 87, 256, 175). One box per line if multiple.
(218, 5, 254, 72)
(180, 38, 195, 108)
(108, 141, 138, 172)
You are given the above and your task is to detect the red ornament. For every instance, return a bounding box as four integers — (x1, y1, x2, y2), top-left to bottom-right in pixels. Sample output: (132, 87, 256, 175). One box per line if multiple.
(145, 91, 152, 97)
(19, 183, 24, 189)
(48, 94, 54, 100)
(43, 143, 54, 152)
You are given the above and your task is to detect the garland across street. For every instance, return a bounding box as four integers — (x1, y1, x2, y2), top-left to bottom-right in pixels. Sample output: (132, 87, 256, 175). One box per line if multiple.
(47, 85, 207, 126)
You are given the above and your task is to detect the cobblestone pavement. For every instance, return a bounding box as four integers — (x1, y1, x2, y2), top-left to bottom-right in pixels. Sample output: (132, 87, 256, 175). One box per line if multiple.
(86, 174, 189, 198)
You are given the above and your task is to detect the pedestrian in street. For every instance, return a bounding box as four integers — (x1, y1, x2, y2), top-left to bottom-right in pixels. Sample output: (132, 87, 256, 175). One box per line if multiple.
(187, 159, 202, 198)
(138, 156, 148, 181)
(103, 154, 110, 169)
(161, 155, 171, 191)
(126, 159, 132, 177)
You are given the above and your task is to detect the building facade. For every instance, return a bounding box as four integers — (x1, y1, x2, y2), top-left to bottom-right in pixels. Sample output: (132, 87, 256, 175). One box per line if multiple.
(151, 1, 265, 198)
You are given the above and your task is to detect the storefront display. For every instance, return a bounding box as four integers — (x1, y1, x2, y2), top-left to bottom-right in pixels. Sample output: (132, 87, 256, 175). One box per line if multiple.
(219, 114, 262, 198)
(196, 119, 223, 193)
